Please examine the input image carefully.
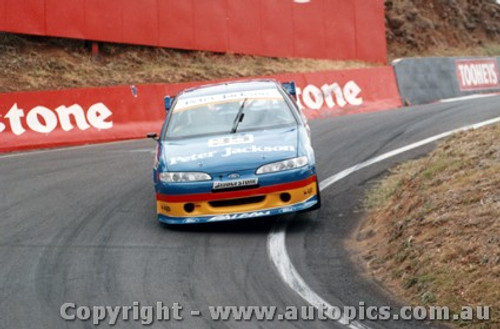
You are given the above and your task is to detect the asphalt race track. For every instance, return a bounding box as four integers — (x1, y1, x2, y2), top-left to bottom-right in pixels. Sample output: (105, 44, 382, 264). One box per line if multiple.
(1, 96, 499, 329)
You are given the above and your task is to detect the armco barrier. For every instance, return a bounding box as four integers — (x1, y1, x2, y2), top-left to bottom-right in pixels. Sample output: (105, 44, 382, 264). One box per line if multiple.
(0, 67, 401, 153)
(0, 0, 386, 63)
(393, 56, 500, 105)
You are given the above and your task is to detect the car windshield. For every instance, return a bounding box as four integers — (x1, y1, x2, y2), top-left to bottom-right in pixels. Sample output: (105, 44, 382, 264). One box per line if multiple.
(165, 88, 296, 138)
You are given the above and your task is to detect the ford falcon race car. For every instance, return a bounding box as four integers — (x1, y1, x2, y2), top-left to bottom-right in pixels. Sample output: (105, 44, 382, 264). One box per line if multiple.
(149, 80, 320, 224)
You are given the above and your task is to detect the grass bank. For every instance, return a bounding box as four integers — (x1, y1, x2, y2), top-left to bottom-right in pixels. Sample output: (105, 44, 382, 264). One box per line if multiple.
(0, 33, 372, 93)
(350, 124, 499, 329)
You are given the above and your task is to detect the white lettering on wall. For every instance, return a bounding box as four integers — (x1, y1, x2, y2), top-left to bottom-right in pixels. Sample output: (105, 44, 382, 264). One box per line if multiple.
(296, 80, 363, 111)
(1, 103, 113, 135)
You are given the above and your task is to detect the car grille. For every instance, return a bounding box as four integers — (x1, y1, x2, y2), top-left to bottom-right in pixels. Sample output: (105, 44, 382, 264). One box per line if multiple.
(209, 196, 265, 208)
(211, 185, 260, 193)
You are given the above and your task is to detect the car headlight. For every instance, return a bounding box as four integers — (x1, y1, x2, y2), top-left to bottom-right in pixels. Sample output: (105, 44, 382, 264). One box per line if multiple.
(159, 172, 212, 182)
(256, 156, 309, 174)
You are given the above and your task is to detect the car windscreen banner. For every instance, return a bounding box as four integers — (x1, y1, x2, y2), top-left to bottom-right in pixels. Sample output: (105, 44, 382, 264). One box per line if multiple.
(0, 67, 402, 153)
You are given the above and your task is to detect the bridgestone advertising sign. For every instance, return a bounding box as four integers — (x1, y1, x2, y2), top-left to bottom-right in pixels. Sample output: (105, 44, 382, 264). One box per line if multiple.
(0, 68, 402, 153)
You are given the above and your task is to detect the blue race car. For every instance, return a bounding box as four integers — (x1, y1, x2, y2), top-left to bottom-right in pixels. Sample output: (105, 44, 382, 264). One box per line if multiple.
(149, 80, 320, 224)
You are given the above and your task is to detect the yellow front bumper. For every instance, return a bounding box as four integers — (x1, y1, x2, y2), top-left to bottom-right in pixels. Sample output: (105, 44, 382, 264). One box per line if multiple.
(157, 181, 317, 218)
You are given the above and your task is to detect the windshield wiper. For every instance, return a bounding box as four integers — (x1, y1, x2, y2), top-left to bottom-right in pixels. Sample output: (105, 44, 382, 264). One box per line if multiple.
(231, 98, 248, 134)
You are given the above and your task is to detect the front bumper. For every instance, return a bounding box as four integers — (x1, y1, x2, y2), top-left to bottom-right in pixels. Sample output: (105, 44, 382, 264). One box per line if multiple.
(156, 175, 318, 224)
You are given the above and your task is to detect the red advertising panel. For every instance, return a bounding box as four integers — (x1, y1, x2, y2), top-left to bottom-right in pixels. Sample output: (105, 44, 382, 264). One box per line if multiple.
(0, 67, 401, 153)
(260, 0, 294, 58)
(287, 67, 401, 119)
(158, 0, 195, 49)
(122, 0, 159, 46)
(292, 0, 326, 59)
(0, 0, 7, 31)
(0, 0, 386, 62)
(46, 0, 85, 38)
(192, 0, 228, 52)
(354, 0, 387, 63)
(4, 0, 45, 35)
(323, 0, 356, 60)
(227, 0, 262, 55)
(0, 83, 185, 153)
(84, 0, 123, 42)
(455, 58, 500, 91)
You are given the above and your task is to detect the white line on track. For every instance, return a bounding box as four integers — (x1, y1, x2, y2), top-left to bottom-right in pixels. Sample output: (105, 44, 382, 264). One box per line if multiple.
(2, 112, 499, 327)
(0, 139, 141, 159)
(267, 116, 500, 328)
(438, 93, 500, 103)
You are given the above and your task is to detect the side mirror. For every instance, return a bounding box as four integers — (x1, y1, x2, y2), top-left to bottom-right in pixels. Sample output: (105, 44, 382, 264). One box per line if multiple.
(164, 96, 174, 111)
(281, 81, 296, 97)
(146, 132, 158, 141)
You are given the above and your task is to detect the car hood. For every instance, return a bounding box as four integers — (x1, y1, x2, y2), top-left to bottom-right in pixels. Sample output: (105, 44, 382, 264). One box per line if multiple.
(162, 126, 298, 173)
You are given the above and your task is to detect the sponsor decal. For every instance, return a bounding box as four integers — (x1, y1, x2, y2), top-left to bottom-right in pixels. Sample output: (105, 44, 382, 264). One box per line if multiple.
(295, 80, 363, 111)
(209, 210, 272, 221)
(280, 207, 295, 213)
(212, 178, 258, 190)
(169, 151, 218, 165)
(455, 59, 500, 91)
(220, 145, 294, 157)
(303, 186, 314, 196)
(169, 145, 295, 165)
(0, 103, 113, 135)
(176, 89, 281, 110)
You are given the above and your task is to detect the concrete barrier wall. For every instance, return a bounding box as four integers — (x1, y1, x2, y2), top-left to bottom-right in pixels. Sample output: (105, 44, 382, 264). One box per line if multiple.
(6, 55, 499, 153)
(393, 57, 500, 105)
(0, 67, 402, 153)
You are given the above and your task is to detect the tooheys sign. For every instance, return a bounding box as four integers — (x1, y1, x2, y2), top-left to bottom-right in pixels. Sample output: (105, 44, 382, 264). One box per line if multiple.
(455, 58, 500, 91)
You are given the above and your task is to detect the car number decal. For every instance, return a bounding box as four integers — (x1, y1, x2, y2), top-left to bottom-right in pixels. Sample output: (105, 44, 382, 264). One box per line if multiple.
(208, 134, 253, 147)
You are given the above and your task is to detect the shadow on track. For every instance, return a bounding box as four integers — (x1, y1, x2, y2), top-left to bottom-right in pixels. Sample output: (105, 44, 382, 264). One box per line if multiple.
(158, 211, 321, 234)
(158, 216, 279, 234)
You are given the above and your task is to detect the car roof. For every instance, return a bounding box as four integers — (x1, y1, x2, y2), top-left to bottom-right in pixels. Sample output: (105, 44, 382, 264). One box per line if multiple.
(178, 80, 280, 99)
